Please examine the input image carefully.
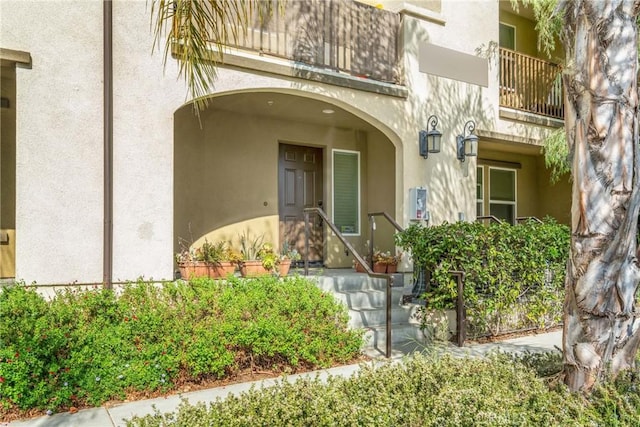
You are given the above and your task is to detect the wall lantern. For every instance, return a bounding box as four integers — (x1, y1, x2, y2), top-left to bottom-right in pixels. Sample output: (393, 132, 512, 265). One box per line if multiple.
(418, 115, 442, 159)
(456, 120, 479, 162)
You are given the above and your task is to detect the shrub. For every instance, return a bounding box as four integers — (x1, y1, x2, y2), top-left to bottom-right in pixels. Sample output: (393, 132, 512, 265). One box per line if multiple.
(127, 353, 621, 427)
(508, 351, 564, 378)
(0, 276, 362, 415)
(588, 369, 640, 425)
(395, 219, 570, 337)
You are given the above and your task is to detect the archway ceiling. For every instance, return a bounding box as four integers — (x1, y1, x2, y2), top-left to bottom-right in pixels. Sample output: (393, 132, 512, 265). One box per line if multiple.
(204, 91, 378, 133)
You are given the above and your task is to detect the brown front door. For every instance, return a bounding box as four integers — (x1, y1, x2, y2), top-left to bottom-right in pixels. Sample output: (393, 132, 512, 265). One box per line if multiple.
(278, 143, 323, 263)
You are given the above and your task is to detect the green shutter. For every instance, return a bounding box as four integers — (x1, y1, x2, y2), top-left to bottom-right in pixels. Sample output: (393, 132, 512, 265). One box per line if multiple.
(333, 151, 359, 234)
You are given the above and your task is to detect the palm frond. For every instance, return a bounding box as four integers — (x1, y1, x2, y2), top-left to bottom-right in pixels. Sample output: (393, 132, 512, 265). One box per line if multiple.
(151, 0, 281, 114)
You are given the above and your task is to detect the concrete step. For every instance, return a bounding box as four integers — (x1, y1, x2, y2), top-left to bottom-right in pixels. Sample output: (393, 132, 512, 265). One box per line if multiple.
(331, 287, 409, 309)
(348, 305, 422, 329)
(308, 269, 432, 356)
(314, 272, 407, 293)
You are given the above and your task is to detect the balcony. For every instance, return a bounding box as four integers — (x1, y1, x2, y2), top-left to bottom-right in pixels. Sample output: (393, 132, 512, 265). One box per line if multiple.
(499, 48, 564, 121)
(207, 0, 401, 85)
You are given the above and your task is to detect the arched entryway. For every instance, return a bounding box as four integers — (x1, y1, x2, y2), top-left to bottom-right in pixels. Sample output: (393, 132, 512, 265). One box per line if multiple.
(173, 90, 399, 270)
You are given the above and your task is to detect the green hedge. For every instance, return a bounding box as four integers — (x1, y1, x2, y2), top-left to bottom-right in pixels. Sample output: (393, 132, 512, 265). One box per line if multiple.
(0, 276, 363, 415)
(127, 353, 640, 426)
(395, 219, 570, 337)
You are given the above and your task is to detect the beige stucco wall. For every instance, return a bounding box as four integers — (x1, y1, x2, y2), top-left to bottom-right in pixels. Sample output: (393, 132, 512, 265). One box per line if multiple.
(536, 156, 571, 225)
(0, 1, 185, 284)
(401, 1, 497, 224)
(111, 1, 185, 281)
(365, 131, 397, 254)
(1, 1, 104, 284)
(1, 0, 567, 283)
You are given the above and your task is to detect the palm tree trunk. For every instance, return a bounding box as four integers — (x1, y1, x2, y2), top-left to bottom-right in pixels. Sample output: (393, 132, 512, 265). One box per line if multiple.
(562, 0, 640, 392)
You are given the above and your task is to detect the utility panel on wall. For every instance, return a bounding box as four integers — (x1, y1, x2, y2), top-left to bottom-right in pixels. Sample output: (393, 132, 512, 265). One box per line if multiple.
(409, 187, 428, 221)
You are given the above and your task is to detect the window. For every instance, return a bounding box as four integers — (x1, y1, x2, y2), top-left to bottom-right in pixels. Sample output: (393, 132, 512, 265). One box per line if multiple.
(476, 167, 484, 217)
(332, 150, 360, 235)
(489, 167, 517, 224)
(499, 23, 516, 93)
(499, 23, 516, 50)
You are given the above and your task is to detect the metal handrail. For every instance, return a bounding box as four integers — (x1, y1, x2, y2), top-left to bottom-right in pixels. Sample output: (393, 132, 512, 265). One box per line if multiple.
(476, 215, 504, 224)
(368, 212, 404, 270)
(516, 216, 543, 224)
(303, 207, 394, 358)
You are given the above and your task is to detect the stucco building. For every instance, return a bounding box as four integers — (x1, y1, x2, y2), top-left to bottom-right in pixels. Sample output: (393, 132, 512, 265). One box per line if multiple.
(0, 0, 569, 285)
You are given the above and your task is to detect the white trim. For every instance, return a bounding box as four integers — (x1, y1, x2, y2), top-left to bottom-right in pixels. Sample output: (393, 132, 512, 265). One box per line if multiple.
(476, 166, 484, 217)
(488, 166, 517, 223)
(332, 149, 361, 236)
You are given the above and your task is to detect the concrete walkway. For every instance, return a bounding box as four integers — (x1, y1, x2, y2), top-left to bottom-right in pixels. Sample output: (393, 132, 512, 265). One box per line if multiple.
(5, 330, 562, 427)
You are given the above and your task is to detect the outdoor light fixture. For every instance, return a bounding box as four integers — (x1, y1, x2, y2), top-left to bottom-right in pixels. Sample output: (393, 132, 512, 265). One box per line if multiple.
(456, 120, 479, 162)
(419, 115, 442, 159)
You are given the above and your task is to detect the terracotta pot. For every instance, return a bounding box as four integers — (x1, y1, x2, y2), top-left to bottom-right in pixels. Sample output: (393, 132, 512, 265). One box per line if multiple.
(373, 262, 387, 274)
(354, 261, 366, 273)
(209, 261, 236, 278)
(278, 259, 292, 277)
(240, 260, 270, 277)
(386, 264, 397, 274)
(179, 261, 209, 280)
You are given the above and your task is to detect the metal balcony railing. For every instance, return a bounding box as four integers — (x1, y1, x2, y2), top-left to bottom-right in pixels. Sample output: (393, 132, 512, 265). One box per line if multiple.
(499, 47, 564, 120)
(209, 0, 401, 84)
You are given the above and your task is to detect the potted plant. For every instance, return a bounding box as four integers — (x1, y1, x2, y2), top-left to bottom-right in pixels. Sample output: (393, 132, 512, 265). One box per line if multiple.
(278, 242, 300, 277)
(225, 246, 243, 272)
(238, 232, 277, 277)
(199, 240, 238, 278)
(176, 246, 209, 279)
(373, 250, 403, 274)
(351, 244, 369, 273)
(353, 257, 368, 273)
(176, 239, 237, 280)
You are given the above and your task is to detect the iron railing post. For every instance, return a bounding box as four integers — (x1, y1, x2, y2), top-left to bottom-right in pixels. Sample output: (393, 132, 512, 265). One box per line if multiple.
(386, 276, 391, 358)
(304, 211, 310, 276)
(369, 215, 375, 269)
